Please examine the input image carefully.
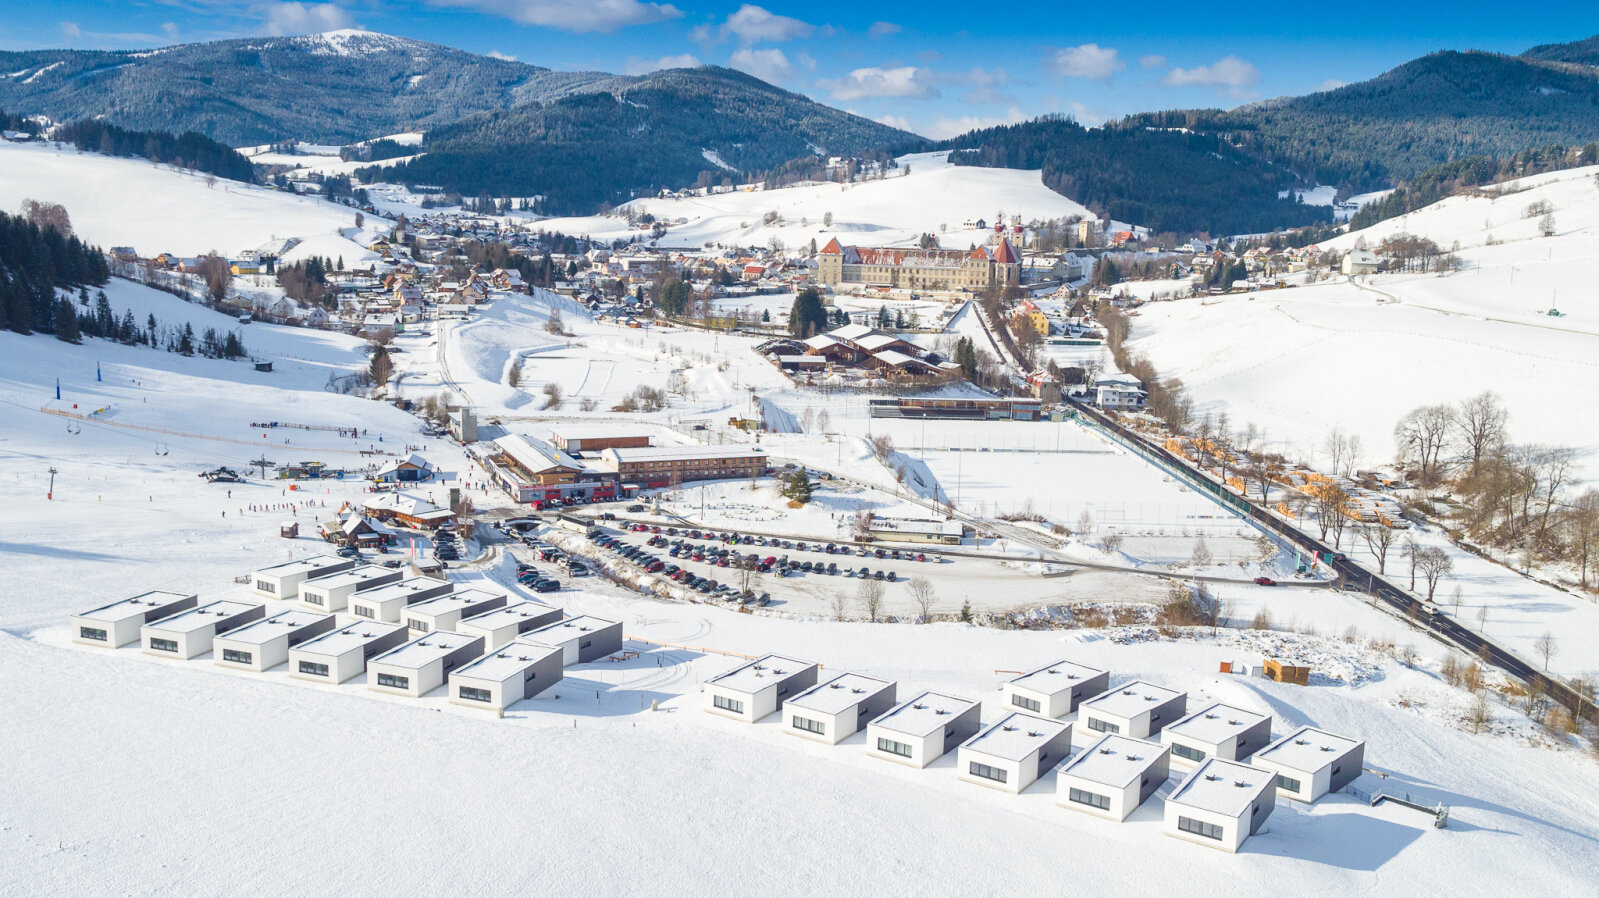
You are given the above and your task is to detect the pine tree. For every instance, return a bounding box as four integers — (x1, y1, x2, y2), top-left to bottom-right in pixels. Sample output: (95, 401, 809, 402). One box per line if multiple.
(782, 470, 814, 504)
(53, 298, 80, 343)
(178, 322, 195, 355)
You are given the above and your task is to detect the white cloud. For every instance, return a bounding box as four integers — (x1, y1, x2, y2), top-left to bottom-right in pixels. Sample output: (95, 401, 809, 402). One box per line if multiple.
(60, 22, 83, 40)
(262, 2, 355, 36)
(623, 53, 702, 74)
(58, 19, 179, 45)
(426, 0, 682, 34)
(925, 106, 1028, 140)
(162, 22, 181, 41)
(876, 114, 914, 132)
(1314, 78, 1348, 92)
(795, 52, 817, 72)
(1163, 54, 1261, 91)
(867, 21, 901, 39)
(721, 4, 813, 44)
(1139, 53, 1166, 69)
(486, 49, 517, 60)
(1049, 43, 1123, 81)
(728, 47, 793, 83)
(955, 66, 1011, 104)
(816, 65, 937, 101)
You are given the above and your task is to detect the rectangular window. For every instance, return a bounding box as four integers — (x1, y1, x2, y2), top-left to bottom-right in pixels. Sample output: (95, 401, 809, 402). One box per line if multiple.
(1068, 788, 1110, 810)
(1178, 816, 1225, 841)
(791, 715, 826, 735)
(409, 620, 428, 632)
(354, 606, 374, 619)
(376, 672, 410, 690)
(1012, 694, 1041, 713)
(877, 737, 913, 758)
(79, 626, 108, 642)
(298, 660, 329, 677)
(459, 685, 492, 703)
(1276, 774, 1302, 793)
(1172, 743, 1206, 762)
(305, 594, 323, 605)
(713, 695, 745, 715)
(149, 637, 179, 653)
(256, 581, 275, 594)
(969, 761, 1008, 783)
(1087, 717, 1120, 734)
(221, 648, 253, 665)
(524, 669, 538, 682)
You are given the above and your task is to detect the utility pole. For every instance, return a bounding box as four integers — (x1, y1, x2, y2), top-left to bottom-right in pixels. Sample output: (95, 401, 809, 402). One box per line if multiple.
(47, 465, 57, 500)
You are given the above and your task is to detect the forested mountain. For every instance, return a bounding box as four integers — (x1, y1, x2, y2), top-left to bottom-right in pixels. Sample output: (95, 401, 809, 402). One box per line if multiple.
(1521, 34, 1599, 67)
(371, 67, 922, 215)
(1348, 142, 1599, 230)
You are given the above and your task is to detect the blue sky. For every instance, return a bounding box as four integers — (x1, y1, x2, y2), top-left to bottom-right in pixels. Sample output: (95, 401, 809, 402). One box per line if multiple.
(6, 1, 1599, 138)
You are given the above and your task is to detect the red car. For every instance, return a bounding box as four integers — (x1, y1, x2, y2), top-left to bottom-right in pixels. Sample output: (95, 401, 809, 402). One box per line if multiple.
(1253, 576, 1278, 586)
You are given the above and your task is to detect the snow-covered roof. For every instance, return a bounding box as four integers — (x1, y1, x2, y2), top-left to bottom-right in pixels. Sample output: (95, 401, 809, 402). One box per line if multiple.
(371, 631, 480, 668)
(525, 615, 618, 646)
(76, 590, 193, 623)
(962, 712, 1069, 761)
(302, 564, 397, 591)
(1057, 734, 1165, 787)
(294, 620, 406, 657)
(603, 445, 767, 462)
(1006, 659, 1106, 697)
(1253, 726, 1363, 773)
(495, 434, 583, 473)
(872, 691, 978, 737)
(1166, 758, 1274, 817)
(214, 611, 329, 646)
(785, 672, 894, 715)
(458, 600, 557, 631)
(143, 600, 261, 635)
(404, 588, 507, 618)
(1082, 680, 1184, 719)
(708, 654, 817, 694)
(452, 638, 561, 681)
(254, 555, 349, 577)
(1164, 702, 1270, 746)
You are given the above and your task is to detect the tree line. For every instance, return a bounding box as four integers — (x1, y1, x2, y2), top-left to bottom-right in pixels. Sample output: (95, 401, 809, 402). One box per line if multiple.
(0, 206, 109, 335)
(55, 119, 255, 182)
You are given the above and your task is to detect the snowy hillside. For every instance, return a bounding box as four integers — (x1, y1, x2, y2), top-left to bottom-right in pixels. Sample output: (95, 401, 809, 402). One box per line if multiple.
(534, 151, 1099, 248)
(0, 141, 379, 256)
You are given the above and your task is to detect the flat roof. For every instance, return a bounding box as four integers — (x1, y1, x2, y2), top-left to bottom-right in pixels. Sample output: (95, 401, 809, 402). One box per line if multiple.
(963, 712, 1070, 762)
(1167, 758, 1274, 817)
(708, 654, 817, 694)
(872, 691, 978, 738)
(357, 577, 453, 604)
(494, 434, 583, 473)
(1058, 734, 1165, 788)
(295, 620, 407, 656)
(1082, 680, 1184, 719)
(145, 600, 261, 635)
(254, 555, 346, 577)
(76, 590, 194, 623)
(301, 565, 396, 591)
(550, 424, 653, 441)
(869, 517, 964, 537)
(1254, 726, 1363, 773)
(371, 631, 481, 668)
(214, 611, 330, 645)
(786, 672, 893, 715)
(605, 445, 767, 462)
(525, 615, 619, 644)
(453, 639, 562, 681)
(459, 600, 557, 629)
(1165, 702, 1270, 745)
(405, 588, 506, 616)
(1007, 659, 1106, 695)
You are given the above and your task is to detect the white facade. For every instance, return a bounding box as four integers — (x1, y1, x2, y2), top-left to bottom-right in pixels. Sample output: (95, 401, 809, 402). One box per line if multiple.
(448, 639, 564, 710)
(957, 712, 1073, 794)
(782, 672, 897, 745)
(522, 615, 623, 665)
(212, 611, 338, 672)
(456, 600, 564, 650)
(72, 590, 197, 648)
(1080, 680, 1187, 740)
(297, 564, 405, 612)
(367, 631, 485, 698)
(250, 555, 356, 600)
(866, 691, 982, 769)
(1251, 725, 1366, 803)
(1163, 758, 1276, 853)
(289, 620, 410, 684)
(1001, 659, 1109, 718)
(702, 654, 820, 723)
(402, 588, 508, 635)
(1161, 702, 1273, 766)
(1056, 734, 1170, 822)
(348, 577, 455, 623)
(141, 600, 266, 660)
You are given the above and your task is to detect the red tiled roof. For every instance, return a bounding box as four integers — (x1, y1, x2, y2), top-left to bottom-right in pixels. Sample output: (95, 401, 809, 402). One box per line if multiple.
(819, 238, 844, 255)
(992, 238, 1018, 264)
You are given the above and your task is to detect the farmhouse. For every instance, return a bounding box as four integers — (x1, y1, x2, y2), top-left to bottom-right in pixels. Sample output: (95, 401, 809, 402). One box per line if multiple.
(141, 600, 266, 660)
(1080, 681, 1187, 739)
(349, 577, 456, 623)
(449, 639, 565, 710)
(1001, 659, 1110, 718)
(1161, 702, 1274, 766)
(522, 615, 623, 665)
(782, 672, 897, 745)
(550, 425, 652, 453)
(288, 620, 410, 684)
(456, 600, 564, 650)
(297, 564, 405, 612)
(867, 691, 982, 769)
(1094, 376, 1148, 412)
(1250, 725, 1365, 803)
(251, 555, 357, 600)
(866, 516, 966, 545)
(72, 590, 197, 648)
(599, 445, 767, 488)
(702, 654, 821, 723)
(371, 453, 437, 484)
(1163, 758, 1277, 853)
(402, 588, 509, 634)
(1056, 734, 1171, 822)
(957, 712, 1073, 794)
(367, 631, 486, 698)
(212, 611, 338, 672)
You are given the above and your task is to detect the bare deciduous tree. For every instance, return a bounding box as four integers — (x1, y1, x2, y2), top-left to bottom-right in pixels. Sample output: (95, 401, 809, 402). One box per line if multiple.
(1393, 403, 1454, 485)
(907, 577, 936, 623)
(831, 591, 848, 621)
(1534, 632, 1559, 670)
(1359, 520, 1397, 575)
(857, 577, 884, 622)
(1455, 390, 1508, 473)
(868, 433, 895, 462)
(1416, 546, 1452, 601)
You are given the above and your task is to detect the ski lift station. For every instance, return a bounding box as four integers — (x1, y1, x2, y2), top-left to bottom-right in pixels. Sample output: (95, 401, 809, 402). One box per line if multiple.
(1250, 726, 1366, 803)
(1160, 702, 1274, 766)
(956, 712, 1073, 794)
(250, 555, 357, 601)
(140, 600, 266, 660)
(455, 600, 563, 650)
(1080, 680, 1188, 740)
(448, 639, 565, 711)
(72, 590, 197, 648)
(701, 654, 820, 723)
(288, 620, 410, 684)
(401, 588, 509, 635)
(367, 631, 485, 698)
(866, 691, 982, 768)
(348, 577, 456, 623)
(211, 611, 338, 672)
(1163, 758, 1277, 853)
(781, 671, 897, 744)
(1056, 734, 1171, 822)
(522, 615, 623, 666)
(297, 564, 406, 612)
(1000, 659, 1110, 718)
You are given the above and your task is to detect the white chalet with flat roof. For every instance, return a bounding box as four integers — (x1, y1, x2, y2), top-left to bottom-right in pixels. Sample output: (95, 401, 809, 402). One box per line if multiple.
(781, 672, 896, 743)
(72, 591, 197, 648)
(140, 600, 266, 660)
(866, 691, 982, 768)
(1250, 725, 1365, 803)
(1163, 758, 1276, 853)
(212, 611, 337, 672)
(957, 712, 1073, 793)
(367, 631, 485, 698)
(1161, 701, 1273, 766)
(1001, 659, 1109, 718)
(1080, 680, 1187, 739)
(289, 620, 410, 684)
(1056, 734, 1170, 822)
(449, 639, 564, 711)
(704, 654, 819, 723)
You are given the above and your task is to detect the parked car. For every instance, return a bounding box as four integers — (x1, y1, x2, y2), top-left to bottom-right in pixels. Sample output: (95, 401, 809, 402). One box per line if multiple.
(1253, 576, 1278, 587)
(628, 504, 646, 513)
